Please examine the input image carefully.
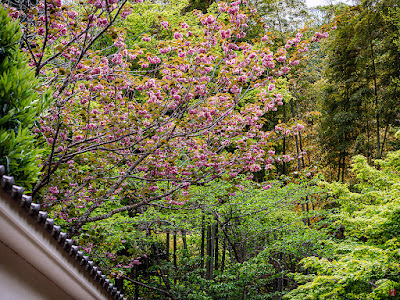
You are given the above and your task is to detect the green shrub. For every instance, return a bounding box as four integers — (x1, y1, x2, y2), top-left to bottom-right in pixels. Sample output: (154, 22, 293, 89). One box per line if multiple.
(0, 6, 49, 189)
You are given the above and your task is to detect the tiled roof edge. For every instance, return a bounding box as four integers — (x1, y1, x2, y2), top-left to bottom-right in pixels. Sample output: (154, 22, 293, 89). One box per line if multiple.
(0, 165, 126, 300)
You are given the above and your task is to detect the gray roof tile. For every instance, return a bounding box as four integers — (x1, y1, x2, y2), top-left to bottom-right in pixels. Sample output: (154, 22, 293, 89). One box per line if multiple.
(0, 166, 126, 300)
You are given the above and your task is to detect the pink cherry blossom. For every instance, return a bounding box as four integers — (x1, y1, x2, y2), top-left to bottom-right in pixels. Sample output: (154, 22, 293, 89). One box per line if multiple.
(160, 21, 169, 30)
(174, 32, 183, 39)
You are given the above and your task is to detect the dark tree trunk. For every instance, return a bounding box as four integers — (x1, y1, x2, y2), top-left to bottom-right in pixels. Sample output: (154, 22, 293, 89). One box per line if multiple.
(153, 243, 173, 297)
(221, 238, 226, 273)
(341, 154, 346, 182)
(181, 229, 187, 251)
(173, 230, 177, 269)
(206, 224, 214, 280)
(214, 222, 219, 272)
(291, 100, 302, 172)
(282, 101, 287, 175)
(173, 230, 177, 284)
(166, 231, 170, 262)
(371, 41, 380, 158)
(381, 121, 390, 157)
(201, 215, 205, 278)
(299, 132, 307, 168)
(366, 104, 372, 163)
(301, 203, 306, 225)
(337, 152, 342, 182)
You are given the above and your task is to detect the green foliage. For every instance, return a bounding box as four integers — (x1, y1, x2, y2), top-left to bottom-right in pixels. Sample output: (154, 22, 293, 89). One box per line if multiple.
(287, 151, 400, 299)
(175, 257, 276, 300)
(125, 0, 199, 50)
(0, 6, 50, 188)
(96, 176, 327, 299)
(287, 241, 400, 300)
(181, 0, 214, 14)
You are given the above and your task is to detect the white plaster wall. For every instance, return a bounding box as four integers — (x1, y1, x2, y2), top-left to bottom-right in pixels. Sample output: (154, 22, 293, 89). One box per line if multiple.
(0, 241, 75, 300)
(0, 189, 111, 300)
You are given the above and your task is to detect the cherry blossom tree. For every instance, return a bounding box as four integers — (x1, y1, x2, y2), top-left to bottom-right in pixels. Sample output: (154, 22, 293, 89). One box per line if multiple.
(4, 0, 329, 238)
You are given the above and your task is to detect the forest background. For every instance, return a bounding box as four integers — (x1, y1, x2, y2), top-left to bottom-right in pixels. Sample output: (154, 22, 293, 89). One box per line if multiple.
(1, 0, 400, 299)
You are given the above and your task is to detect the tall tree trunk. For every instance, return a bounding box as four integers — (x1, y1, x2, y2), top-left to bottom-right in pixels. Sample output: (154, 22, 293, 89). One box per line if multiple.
(341, 153, 345, 182)
(153, 243, 173, 298)
(366, 103, 372, 163)
(282, 101, 287, 175)
(221, 238, 226, 273)
(166, 231, 170, 262)
(181, 229, 187, 251)
(173, 230, 177, 269)
(293, 97, 310, 226)
(201, 215, 205, 278)
(299, 132, 307, 168)
(291, 100, 302, 172)
(337, 152, 342, 182)
(341, 154, 346, 182)
(381, 121, 390, 157)
(206, 224, 214, 280)
(214, 222, 219, 272)
(216, 216, 242, 263)
(371, 41, 380, 158)
(301, 203, 306, 225)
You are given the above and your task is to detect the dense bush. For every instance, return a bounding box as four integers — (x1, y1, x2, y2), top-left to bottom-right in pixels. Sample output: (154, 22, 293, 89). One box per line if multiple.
(0, 6, 49, 188)
(286, 152, 400, 299)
